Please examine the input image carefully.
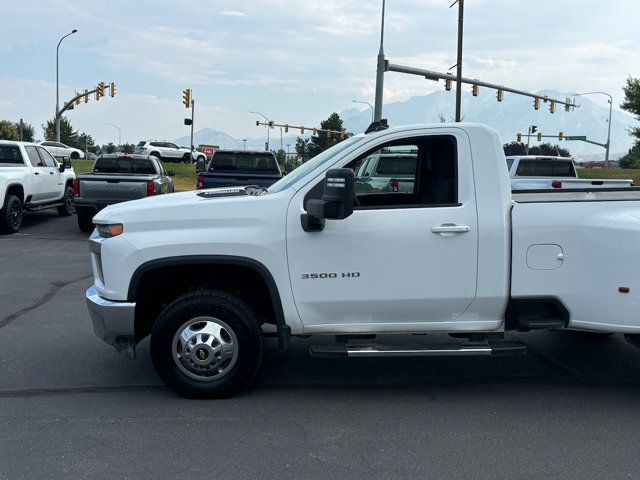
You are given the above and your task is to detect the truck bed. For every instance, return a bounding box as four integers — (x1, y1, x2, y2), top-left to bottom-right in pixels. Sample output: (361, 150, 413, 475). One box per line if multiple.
(510, 193, 640, 333)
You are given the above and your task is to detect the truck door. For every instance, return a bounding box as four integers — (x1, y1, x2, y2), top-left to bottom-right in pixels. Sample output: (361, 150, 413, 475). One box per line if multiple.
(36, 147, 64, 201)
(23, 146, 49, 203)
(286, 131, 479, 332)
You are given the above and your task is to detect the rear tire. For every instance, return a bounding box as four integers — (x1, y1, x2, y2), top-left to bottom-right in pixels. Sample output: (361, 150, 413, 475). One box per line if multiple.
(77, 211, 93, 232)
(150, 290, 263, 398)
(0, 195, 23, 234)
(182, 153, 192, 164)
(56, 186, 74, 216)
(70, 151, 80, 160)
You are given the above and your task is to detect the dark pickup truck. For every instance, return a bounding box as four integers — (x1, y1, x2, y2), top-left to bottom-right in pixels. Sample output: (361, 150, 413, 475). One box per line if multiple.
(196, 150, 282, 190)
(73, 154, 174, 232)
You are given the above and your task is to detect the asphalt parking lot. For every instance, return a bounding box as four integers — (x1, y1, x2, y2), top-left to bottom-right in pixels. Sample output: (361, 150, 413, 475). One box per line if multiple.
(2, 211, 640, 479)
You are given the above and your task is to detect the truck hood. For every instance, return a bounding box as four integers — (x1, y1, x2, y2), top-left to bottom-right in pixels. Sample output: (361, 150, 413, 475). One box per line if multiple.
(93, 186, 286, 228)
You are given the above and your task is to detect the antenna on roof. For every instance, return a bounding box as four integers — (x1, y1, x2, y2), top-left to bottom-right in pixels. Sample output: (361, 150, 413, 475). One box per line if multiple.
(365, 119, 389, 134)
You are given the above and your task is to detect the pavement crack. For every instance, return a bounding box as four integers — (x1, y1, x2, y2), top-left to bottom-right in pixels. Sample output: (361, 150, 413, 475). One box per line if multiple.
(0, 384, 165, 398)
(0, 273, 92, 330)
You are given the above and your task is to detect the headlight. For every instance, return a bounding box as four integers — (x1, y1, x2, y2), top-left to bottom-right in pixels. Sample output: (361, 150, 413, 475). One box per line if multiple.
(96, 223, 124, 238)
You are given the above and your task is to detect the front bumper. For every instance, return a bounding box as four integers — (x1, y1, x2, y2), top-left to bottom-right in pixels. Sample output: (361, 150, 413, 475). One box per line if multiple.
(86, 286, 136, 351)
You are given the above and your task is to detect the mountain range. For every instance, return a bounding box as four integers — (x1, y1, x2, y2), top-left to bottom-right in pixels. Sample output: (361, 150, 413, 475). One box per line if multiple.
(175, 90, 639, 159)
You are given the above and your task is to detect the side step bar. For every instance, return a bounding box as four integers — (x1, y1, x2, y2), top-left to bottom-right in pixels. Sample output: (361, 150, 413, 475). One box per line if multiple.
(310, 340, 526, 358)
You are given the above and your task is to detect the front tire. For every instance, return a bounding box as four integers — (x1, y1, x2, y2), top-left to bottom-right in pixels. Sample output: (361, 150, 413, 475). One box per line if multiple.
(77, 211, 93, 232)
(182, 153, 192, 164)
(150, 290, 263, 398)
(0, 195, 23, 234)
(57, 186, 74, 216)
(70, 151, 80, 160)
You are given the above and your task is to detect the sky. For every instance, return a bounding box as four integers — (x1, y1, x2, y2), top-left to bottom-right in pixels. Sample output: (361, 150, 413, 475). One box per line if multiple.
(1, 0, 639, 145)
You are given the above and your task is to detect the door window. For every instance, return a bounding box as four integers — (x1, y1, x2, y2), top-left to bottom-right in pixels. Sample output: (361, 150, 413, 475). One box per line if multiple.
(307, 135, 458, 209)
(37, 147, 57, 167)
(25, 146, 44, 167)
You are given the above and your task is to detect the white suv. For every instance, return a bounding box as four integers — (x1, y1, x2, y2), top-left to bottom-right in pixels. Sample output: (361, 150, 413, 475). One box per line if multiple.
(135, 140, 206, 164)
(39, 141, 85, 159)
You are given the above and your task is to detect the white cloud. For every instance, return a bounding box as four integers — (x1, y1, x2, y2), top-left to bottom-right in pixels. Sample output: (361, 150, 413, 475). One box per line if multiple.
(221, 11, 247, 17)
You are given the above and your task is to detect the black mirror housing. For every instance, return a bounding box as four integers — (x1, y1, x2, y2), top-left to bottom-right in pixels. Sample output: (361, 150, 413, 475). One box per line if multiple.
(62, 156, 72, 168)
(166, 170, 175, 177)
(303, 168, 354, 232)
(195, 159, 206, 173)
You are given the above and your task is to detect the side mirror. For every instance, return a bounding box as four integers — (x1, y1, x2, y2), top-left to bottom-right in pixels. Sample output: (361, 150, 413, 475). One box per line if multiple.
(166, 170, 175, 177)
(302, 168, 354, 232)
(63, 156, 72, 168)
(195, 159, 206, 173)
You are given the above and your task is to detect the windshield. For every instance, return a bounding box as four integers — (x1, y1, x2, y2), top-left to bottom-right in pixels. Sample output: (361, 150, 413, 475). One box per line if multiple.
(268, 137, 361, 193)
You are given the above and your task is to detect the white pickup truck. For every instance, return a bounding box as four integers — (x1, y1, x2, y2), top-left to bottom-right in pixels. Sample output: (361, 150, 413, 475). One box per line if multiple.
(0, 140, 76, 234)
(507, 155, 633, 190)
(86, 123, 640, 398)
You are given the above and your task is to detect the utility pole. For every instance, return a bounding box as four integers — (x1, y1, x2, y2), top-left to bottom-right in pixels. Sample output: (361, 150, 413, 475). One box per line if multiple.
(19, 119, 24, 141)
(373, 0, 386, 122)
(190, 99, 195, 157)
(451, 0, 464, 122)
(243, 139, 247, 150)
(525, 125, 537, 154)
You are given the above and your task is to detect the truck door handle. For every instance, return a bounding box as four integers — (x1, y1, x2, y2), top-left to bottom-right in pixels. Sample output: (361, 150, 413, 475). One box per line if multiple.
(431, 224, 471, 234)
(34, 172, 40, 175)
(49, 171, 55, 175)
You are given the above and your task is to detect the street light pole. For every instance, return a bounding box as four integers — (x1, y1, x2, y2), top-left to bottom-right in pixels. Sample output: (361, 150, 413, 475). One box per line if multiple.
(451, 0, 464, 122)
(103, 123, 121, 147)
(573, 91, 613, 168)
(242, 139, 247, 150)
(373, 0, 386, 122)
(250, 110, 271, 151)
(352, 100, 374, 122)
(56, 29, 78, 142)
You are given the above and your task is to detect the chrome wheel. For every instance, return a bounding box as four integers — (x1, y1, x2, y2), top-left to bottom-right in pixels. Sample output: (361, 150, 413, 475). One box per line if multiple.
(172, 317, 238, 382)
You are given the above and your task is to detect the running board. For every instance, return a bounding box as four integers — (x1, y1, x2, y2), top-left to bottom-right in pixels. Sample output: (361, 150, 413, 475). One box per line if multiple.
(309, 340, 526, 358)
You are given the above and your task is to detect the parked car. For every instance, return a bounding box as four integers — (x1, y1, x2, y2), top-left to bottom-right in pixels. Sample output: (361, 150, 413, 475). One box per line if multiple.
(73, 154, 175, 232)
(86, 123, 640, 398)
(39, 141, 85, 159)
(506, 155, 632, 190)
(0, 140, 75, 234)
(134, 140, 206, 164)
(86, 152, 99, 161)
(196, 150, 282, 190)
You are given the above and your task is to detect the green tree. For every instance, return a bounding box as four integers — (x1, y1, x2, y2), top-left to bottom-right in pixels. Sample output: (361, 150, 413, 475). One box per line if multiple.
(503, 142, 526, 156)
(295, 137, 313, 162)
(121, 143, 135, 154)
(13, 121, 35, 142)
(529, 143, 571, 157)
(78, 132, 95, 152)
(42, 116, 80, 147)
(308, 112, 347, 157)
(619, 144, 640, 169)
(621, 76, 640, 143)
(0, 120, 19, 140)
(102, 143, 116, 154)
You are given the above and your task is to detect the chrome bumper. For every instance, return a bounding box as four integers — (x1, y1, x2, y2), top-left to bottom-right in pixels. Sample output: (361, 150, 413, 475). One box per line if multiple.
(86, 286, 135, 346)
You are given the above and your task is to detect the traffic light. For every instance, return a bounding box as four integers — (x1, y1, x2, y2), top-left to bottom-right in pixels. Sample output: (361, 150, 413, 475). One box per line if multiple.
(549, 101, 556, 114)
(312, 127, 317, 136)
(445, 78, 452, 91)
(472, 84, 479, 97)
(300, 126, 304, 134)
(559, 131, 564, 141)
(534, 98, 540, 110)
(326, 129, 332, 138)
(496, 89, 504, 102)
(110, 82, 116, 98)
(182, 89, 191, 108)
(537, 132, 542, 141)
(340, 130, 346, 140)
(256, 120, 260, 127)
(95, 90, 100, 101)
(83, 89, 89, 103)
(98, 82, 106, 98)
(516, 133, 522, 142)
(75, 91, 81, 105)
(284, 124, 288, 133)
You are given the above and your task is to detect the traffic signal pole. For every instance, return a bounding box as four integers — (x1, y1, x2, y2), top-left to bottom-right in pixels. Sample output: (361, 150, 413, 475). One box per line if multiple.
(190, 99, 195, 157)
(452, 0, 464, 122)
